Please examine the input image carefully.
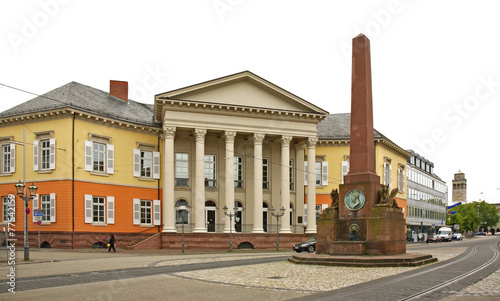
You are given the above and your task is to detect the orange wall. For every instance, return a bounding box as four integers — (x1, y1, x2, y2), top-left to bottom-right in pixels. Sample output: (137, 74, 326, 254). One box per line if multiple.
(0, 181, 162, 234)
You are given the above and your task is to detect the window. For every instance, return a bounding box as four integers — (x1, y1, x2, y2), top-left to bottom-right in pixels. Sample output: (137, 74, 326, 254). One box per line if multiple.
(289, 160, 294, 191)
(33, 132, 55, 172)
(383, 158, 392, 187)
(85, 138, 114, 174)
(133, 199, 160, 226)
(141, 200, 152, 225)
(398, 165, 405, 192)
(133, 148, 160, 179)
(234, 156, 243, 188)
(40, 195, 51, 222)
(93, 196, 105, 223)
(84, 195, 114, 224)
(315, 162, 321, 185)
(315, 160, 328, 186)
(175, 153, 189, 186)
(1, 143, 15, 174)
(263, 158, 269, 190)
(33, 193, 56, 223)
(2, 196, 8, 222)
(204, 155, 216, 187)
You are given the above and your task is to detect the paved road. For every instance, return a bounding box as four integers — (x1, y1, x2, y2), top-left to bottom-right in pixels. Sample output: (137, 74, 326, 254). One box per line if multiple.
(0, 237, 498, 300)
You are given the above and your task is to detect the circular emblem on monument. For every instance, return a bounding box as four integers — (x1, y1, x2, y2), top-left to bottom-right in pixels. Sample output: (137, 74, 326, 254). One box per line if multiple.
(349, 223, 360, 235)
(344, 189, 365, 211)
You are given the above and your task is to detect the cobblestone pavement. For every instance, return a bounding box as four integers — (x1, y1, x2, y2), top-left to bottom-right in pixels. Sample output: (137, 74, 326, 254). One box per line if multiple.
(443, 267, 500, 300)
(158, 247, 467, 294)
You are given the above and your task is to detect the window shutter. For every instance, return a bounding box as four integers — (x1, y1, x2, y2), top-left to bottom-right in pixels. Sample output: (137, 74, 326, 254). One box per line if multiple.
(321, 161, 328, 186)
(49, 138, 56, 170)
(153, 151, 160, 179)
(85, 194, 92, 223)
(133, 149, 141, 177)
(133, 198, 140, 225)
(389, 164, 392, 188)
(107, 196, 114, 224)
(84, 141, 93, 171)
(153, 199, 161, 225)
(9, 144, 15, 173)
(304, 161, 308, 186)
(50, 193, 56, 222)
(33, 140, 39, 171)
(107, 144, 114, 174)
(383, 162, 387, 186)
(341, 161, 349, 184)
(33, 194, 39, 222)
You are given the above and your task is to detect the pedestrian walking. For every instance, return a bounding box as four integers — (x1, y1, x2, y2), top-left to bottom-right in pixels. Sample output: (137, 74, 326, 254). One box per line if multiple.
(107, 234, 116, 252)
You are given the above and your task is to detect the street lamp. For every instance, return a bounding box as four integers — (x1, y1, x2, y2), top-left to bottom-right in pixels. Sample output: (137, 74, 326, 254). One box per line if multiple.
(223, 205, 236, 252)
(270, 206, 286, 251)
(14, 180, 37, 261)
(175, 204, 190, 254)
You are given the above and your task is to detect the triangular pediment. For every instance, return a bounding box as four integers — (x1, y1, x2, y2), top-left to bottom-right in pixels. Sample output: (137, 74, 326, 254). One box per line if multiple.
(154, 71, 328, 121)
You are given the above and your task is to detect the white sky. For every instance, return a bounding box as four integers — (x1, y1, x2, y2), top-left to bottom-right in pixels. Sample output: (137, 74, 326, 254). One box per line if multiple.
(1, 0, 500, 204)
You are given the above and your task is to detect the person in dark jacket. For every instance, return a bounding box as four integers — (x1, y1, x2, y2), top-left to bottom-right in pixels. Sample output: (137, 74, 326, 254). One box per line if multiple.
(108, 234, 116, 252)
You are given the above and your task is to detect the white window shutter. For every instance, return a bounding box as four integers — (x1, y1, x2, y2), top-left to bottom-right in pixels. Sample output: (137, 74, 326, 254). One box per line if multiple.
(50, 193, 56, 222)
(33, 194, 39, 222)
(107, 196, 114, 224)
(9, 144, 15, 173)
(389, 164, 392, 188)
(33, 140, 39, 171)
(153, 200, 161, 226)
(153, 152, 160, 179)
(383, 162, 387, 186)
(304, 161, 308, 186)
(84, 141, 93, 171)
(133, 149, 141, 177)
(85, 194, 92, 223)
(49, 138, 56, 170)
(133, 198, 140, 225)
(341, 161, 349, 184)
(321, 161, 328, 186)
(107, 144, 114, 174)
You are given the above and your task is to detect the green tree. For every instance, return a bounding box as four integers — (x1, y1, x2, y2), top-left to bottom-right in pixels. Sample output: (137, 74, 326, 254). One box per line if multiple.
(448, 201, 499, 232)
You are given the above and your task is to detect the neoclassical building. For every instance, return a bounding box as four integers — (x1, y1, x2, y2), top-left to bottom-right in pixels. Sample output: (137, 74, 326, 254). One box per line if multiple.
(154, 71, 328, 235)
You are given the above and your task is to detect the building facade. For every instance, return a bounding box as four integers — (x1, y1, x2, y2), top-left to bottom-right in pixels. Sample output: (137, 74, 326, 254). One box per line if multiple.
(0, 72, 329, 248)
(406, 150, 448, 241)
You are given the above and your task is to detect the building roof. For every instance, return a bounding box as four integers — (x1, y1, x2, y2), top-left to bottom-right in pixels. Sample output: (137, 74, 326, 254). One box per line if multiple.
(0, 81, 159, 127)
(317, 113, 384, 140)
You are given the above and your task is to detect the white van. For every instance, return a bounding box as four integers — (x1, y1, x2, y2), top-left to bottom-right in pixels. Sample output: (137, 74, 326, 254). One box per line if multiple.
(437, 227, 453, 242)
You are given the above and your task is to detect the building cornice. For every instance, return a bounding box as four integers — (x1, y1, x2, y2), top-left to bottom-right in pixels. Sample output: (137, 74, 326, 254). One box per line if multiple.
(0, 108, 162, 134)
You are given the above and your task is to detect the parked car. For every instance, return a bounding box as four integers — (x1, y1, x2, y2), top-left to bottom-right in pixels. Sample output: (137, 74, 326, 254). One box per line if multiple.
(426, 234, 442, 243)
(452, 233, 463, 241)
(293, 237, 316, 253)
(437, 227, 453, 242)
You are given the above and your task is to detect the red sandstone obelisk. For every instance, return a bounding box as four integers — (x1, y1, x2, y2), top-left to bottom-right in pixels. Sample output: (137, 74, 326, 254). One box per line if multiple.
(344, 33, 379, 185)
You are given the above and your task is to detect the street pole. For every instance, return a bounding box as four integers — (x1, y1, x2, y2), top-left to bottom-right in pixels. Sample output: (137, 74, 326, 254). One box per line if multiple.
(23, 129, 29, 261)
(270, 207, 286, 251)
(223, 206, 236, 252)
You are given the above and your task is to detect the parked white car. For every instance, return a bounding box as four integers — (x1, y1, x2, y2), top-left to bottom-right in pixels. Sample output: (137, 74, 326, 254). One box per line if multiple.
(452, 233, 463, 241)
(437, 227, 453, 242)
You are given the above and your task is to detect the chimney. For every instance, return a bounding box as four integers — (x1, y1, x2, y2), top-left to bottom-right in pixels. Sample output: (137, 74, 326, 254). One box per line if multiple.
(110, 80, 128, 102)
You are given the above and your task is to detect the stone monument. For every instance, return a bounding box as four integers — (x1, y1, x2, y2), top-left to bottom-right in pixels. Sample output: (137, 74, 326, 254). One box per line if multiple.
(316, 34, 406, 255)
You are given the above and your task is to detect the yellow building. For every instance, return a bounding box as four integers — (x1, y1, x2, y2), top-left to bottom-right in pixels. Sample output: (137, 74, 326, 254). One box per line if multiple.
(312, 114, 410, 223)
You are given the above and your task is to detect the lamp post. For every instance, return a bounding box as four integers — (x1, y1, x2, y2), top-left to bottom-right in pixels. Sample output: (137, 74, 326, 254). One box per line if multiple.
(15, 180, 37, 261)
(477, 204, 480, 233)
(270, 206, 286, 251)
(223, 205, 236, 252)
(175, 204, 190, 254)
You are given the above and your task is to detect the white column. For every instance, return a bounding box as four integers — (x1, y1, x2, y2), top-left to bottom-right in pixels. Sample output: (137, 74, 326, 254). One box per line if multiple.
(224, 131, 236, 233)
(252, 133, 265, 233)
(193, 129, 207, 233)
(306, 137, 318, 234)
(295, 143, 306, 233)
(280, 135, 292, 233)
(162, 126, 176, 232)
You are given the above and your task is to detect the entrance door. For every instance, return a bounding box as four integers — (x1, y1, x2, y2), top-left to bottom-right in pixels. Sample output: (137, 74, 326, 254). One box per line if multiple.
(235, 201, 243, 233)
(263, 202, 268, 233)
(205, 201, 216, 232)
(206, 209, 216, 232)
